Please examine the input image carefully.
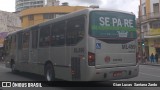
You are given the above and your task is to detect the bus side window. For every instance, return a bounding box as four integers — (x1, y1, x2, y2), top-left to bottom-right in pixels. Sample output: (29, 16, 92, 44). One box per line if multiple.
(50, 24, 56, 46)
(51, 22, 65, 46)
(39, 25, 50, 47)
(22, 31, 30, 48)
(3, 36, 12, 56)
(3, 38, 8, 56)
(66, 16, 85, 45)
(11, 35, 16, 49)
(32, 29, 38, 49)
(8, 36, 12, 51)
(18, 32, 22, 50)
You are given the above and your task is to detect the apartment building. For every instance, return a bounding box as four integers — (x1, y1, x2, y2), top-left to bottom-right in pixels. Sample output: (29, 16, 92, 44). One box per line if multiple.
(16, 0, 45, 12)
(46, 0, 60, 6)
(139, 0, 160, 60)
(20, 6, 86, 28)
(0, 11, 21, 47)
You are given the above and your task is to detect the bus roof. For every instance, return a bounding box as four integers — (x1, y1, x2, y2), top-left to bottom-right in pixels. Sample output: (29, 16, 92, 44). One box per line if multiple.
(39, 8, 135, 26)
(7, 8, 135, 36)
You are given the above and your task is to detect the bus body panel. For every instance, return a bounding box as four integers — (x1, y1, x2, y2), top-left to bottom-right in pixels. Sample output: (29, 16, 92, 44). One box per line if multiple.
(37, 48, 50, 73)
(28, 47, 39, 74)
(95, 39, 136, 68)
(52, 47, 70, 80)
(83, 65, 139, 81)
(54, 39, 86, 81)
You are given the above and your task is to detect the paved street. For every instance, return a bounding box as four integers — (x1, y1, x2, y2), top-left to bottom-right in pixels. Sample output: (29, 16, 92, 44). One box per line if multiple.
(0, 63, 160, 90)
(0, 63, 45, 81)
(119, 65, 160, 81)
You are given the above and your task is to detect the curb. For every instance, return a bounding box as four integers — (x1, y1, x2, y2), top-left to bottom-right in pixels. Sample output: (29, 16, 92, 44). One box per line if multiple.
(140, 64, 160, 66)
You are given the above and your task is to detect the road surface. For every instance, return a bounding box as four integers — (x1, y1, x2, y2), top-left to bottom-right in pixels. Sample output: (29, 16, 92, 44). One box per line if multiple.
(0, 63, 160, 90)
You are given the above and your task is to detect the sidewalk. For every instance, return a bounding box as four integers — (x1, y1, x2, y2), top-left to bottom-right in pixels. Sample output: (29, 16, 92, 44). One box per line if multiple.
(140, 61, 160, 66)
(141, 63, 160, 66)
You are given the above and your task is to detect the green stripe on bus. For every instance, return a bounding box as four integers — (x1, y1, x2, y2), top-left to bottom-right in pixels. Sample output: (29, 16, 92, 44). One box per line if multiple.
(91, 25, 136, 32)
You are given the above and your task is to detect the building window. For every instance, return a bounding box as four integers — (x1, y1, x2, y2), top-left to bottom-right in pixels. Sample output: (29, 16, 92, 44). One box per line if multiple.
(142, 25, 147, 32)
(20, 17, 23, 23)
(153, 3, 159, 13)
(28, 15, 34, 20)
(143, 7, 146, 15)
(150, 21, 160, 29)
(43, 13, 55, 19)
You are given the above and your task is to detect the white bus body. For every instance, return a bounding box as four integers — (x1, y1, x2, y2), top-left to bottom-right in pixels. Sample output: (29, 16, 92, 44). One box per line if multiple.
(3, 8, 139, 81)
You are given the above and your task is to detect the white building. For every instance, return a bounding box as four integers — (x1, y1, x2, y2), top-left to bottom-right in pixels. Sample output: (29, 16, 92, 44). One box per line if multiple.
(46, 0, 60, 6)
(139, 0, 160, 61)
(16, 0, 45, 12)
(0, 10, 21, 47)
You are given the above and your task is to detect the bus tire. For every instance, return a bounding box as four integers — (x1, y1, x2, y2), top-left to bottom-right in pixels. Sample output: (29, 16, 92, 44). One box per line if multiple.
(44, 63, 55, 81)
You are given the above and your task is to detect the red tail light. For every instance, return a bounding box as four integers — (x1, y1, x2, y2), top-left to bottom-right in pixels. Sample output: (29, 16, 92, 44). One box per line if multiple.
(105, 56, 110, 63)
(88, 52, 95, 66)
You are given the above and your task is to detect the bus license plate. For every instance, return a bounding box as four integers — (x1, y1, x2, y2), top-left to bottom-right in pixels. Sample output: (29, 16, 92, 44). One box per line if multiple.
(113, 71, 122, 77)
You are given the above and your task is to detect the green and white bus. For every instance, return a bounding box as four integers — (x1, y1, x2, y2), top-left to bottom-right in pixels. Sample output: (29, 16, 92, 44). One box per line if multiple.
(3, 8, 139, 81)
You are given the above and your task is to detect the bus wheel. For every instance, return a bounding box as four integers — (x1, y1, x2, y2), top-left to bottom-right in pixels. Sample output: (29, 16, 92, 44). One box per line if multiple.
(44, 63, 55, 81)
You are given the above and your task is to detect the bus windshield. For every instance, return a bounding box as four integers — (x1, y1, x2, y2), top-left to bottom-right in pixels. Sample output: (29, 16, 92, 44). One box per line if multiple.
(89, 11, 137, 40)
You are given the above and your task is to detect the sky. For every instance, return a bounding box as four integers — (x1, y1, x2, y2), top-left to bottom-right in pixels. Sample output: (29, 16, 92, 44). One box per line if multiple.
(0, 0, 140, 17)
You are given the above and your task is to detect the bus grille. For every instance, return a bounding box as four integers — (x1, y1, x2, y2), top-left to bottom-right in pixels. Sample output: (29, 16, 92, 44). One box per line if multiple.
(71, 57, 81, 80)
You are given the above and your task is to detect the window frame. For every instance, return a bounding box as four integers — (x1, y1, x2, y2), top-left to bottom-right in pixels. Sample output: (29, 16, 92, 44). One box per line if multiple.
(32, 27, 39, 49)
(22, 31, 30, 49)
(28, 15, 34, 21)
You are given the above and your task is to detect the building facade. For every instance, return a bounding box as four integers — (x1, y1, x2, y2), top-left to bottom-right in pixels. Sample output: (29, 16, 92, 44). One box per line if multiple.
(46, 0, 60, 6)
(0, 11, 21, 47)
(16, 0, 45, 12)
(139, 0, 160, 62)
(20, 6, 86, 28)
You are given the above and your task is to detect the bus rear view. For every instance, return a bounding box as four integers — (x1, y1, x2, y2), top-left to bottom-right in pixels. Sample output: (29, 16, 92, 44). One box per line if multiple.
(87, 10, 139, 81)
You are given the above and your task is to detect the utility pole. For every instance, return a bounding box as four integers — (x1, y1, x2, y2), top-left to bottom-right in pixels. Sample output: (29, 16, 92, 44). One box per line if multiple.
(138, 17, 143, 64)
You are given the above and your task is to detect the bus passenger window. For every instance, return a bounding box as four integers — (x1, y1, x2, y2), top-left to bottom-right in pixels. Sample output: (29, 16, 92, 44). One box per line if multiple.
(22, 32, 30, 48)
(32, 29, 38, 49)
(3, 37, 11, 56)
(39, 25, 50, 47)
(50, 25, 56, 46)
(8, 37, 12, 51)
(11, 35, 16, 49)
(18, 32, 22, 49)
(51, 22, 65, 46)
(66, 16, 85, 45)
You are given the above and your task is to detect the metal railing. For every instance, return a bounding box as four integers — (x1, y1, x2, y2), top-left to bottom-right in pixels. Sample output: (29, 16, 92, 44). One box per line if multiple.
(139, 12, 160, 22)
(143, 31, 150, 36)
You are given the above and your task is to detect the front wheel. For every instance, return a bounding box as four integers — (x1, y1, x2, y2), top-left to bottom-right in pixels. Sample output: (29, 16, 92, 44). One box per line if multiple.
(44, 63, 55, 81)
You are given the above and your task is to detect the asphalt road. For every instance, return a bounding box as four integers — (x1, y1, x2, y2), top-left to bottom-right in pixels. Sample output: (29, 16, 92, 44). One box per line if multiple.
(119, 65, 160, 81)
(0, 63, 160, 90)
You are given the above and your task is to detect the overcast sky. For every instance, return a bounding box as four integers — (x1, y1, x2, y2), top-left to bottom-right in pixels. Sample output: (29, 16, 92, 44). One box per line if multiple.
(0, 0, 140, 17)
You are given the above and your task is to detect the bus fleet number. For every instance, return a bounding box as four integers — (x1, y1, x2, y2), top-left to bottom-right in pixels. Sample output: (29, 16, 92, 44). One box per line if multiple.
(122, 44, 135, 49)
